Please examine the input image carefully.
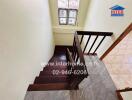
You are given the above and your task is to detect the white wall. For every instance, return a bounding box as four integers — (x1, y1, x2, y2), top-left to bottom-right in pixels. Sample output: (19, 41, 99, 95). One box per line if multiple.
(84, 0, 132, 57)
(48, 0, 90, 45)
(0, 0, 54, 100)
(54, 33, 74, 45)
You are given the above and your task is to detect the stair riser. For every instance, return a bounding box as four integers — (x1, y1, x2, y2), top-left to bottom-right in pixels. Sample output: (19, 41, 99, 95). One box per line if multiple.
(39, 71, 67, 76)
(34, 77, 70, 84)
(27, 83, 72, 91)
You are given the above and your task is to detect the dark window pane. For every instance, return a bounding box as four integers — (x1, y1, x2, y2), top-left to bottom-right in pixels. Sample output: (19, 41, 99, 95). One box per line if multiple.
(69, 10, 77, 18)
(59, 9, 67, 17)
(68, 18, 76, 25)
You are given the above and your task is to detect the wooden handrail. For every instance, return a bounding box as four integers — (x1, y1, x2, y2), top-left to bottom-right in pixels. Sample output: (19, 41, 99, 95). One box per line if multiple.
(116, 88, 132, 100)
(67, 48, 75, 64)
(66, 48, 76, 71)
(72, 32, 88, 77)
(66, 48, 88, 89)
(66, 30, 115, 88)
(77, 31, 113, 36)
(76, 31, 113, 54)
(117, 88, 132, 92)
(66, 32, 89, 89)
(74, 32, 85, 64)
(100, 23, 132, 60)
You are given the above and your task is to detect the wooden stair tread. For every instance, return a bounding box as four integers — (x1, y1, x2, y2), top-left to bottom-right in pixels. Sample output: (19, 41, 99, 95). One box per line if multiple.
(27, 83, 72, 91)
(39, 71, 67, 76)
(34, 76, 70, 84)
(27, 46, 82, 91)
(43, 66, 67, 71)
(54, 46, 73, 54)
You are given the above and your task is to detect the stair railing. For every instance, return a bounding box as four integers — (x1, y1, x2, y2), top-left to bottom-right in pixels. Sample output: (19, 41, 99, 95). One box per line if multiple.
(66, 32, 88, 89)
(77, 31, 113, 55)
(66, 31, 113, 89)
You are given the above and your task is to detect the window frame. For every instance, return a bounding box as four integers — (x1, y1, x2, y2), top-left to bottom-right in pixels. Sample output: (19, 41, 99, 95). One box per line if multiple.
(68, 9, 78, 25)
(58, 8, 78, 25)
(58, 8, 68, 25)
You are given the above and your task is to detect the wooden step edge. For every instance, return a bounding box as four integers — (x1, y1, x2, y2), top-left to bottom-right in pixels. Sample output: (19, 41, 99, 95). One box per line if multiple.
(43, 67, 67, 71)
(27, 83, 73, 91)
(39, 71, 67, 76)
(34, 76, 70, 84)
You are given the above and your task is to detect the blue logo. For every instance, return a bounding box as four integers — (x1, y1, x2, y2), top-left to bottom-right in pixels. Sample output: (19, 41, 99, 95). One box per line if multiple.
(110, 5, 125, 16)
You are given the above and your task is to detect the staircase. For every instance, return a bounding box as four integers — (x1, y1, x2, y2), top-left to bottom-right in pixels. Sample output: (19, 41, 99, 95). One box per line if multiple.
(27, 31, 113, 91)
(28, 46, 75, 91)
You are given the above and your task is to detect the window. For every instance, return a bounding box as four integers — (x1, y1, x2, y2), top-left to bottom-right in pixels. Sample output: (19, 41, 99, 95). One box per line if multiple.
(58, 0, 80, 25)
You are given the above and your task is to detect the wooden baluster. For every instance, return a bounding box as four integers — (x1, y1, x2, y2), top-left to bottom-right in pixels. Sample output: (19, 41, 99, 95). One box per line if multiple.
(72, 37, 76, 59)
(75, 52, 79, 62)
(93, 36, 106, 54)
(83, 35, 91, 53)
(80, 35, 84, 45)
(88, 35, 98, 54)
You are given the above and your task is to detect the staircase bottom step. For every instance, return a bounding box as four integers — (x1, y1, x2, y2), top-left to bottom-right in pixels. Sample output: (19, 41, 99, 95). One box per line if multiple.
(27, 83, 77, 91)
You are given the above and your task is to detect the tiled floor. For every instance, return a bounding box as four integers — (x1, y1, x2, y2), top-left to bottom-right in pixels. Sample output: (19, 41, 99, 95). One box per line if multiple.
(103, 31, 132, 90)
